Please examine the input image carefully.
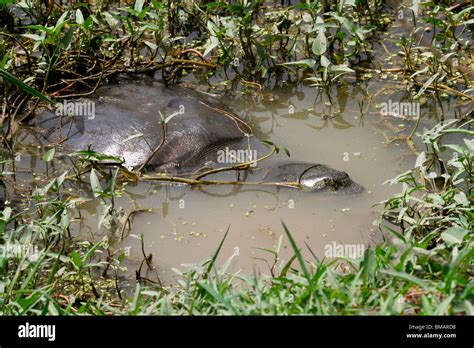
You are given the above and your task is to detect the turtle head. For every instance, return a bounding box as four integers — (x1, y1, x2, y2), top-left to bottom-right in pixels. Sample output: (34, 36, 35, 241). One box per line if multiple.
(298, 165, 364, 193)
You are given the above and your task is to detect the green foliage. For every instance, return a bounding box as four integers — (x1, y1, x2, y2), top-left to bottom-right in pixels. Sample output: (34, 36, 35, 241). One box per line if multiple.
(0, 0, 472, 316)
(0, 69, 54, 104)
(0, 121, 471, 315)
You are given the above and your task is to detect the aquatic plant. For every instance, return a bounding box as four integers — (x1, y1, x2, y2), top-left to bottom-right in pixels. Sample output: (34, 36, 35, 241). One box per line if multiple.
(0, 120, 471, 315)
(0, 0, 472, 317)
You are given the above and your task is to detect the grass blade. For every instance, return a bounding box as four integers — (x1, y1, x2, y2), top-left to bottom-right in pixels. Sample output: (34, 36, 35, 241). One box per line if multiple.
(281, 221, 311, 287)
(204, 225, 230, 278)
(0, 68, 54, 104)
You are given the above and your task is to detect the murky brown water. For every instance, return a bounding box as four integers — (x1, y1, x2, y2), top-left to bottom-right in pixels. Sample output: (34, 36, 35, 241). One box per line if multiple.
(14, 0, 470, 284)
(17, 74, 456, 284)
(66, 78, 426, 284)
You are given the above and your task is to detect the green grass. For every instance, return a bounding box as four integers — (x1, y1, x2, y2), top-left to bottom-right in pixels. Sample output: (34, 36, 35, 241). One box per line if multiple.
(0, 0, 472, 316)
(0, 120, 472, 315)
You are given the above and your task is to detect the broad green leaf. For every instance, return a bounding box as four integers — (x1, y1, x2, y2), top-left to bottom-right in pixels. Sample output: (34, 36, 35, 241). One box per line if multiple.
(441, 227, 468, 246)
(134, 0, 144, 13)
(443, 144, 466, 154)
(414, 151, 426, 167)
(204, 36, 219, 57)
(83, 16, 93, 29)
(70, 250, 82, 269)
(42, 148, 55, 162)
(320, 55, 330, 67)
(75, 9, 84, 25)
(103, 12, 119, 27)
(61, 28, 74, 50)
(312, 30, 327, 56)
(54, 11, 69, 34)
(281, 59, 316, 70)
(90, 168, 103, 197)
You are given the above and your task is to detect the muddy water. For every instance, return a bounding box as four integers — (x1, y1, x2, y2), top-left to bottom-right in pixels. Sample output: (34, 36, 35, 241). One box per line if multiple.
(69, 79, 421, 284)
(16, 0, 468, 283)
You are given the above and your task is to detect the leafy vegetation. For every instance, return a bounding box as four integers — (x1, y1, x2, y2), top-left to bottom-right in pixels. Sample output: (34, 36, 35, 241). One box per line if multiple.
(2, 1, 472, 103)
(0, 0, 472, 315)
(0, 120, 472, 315)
